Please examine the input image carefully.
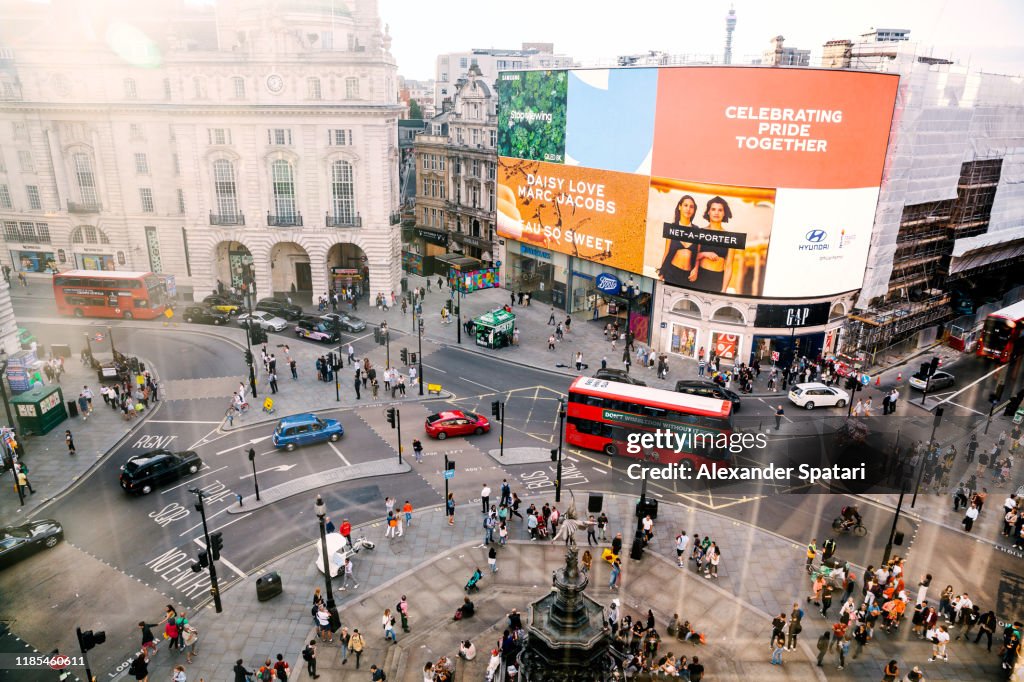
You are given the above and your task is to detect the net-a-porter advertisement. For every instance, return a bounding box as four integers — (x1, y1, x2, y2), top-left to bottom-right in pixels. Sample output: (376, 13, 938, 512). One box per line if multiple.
(497, 66, 899, 299)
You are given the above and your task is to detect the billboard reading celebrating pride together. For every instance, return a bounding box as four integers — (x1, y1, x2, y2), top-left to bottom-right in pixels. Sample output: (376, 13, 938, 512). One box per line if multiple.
(497, 67, 899, 298)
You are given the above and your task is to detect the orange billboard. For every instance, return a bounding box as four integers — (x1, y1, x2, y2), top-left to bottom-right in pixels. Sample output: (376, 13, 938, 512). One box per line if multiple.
(651, 68, 899, 189)
(497, 157, 651, 273)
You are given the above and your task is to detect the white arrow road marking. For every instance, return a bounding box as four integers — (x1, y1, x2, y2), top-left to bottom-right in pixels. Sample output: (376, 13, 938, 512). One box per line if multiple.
(239, 464, 297, 480)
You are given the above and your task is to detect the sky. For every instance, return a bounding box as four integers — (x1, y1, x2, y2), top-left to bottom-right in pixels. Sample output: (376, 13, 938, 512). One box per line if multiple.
(380, 0, 1024, 80)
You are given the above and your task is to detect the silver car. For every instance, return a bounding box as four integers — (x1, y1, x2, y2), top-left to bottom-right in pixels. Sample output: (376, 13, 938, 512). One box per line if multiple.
(237, 310, 289, 333)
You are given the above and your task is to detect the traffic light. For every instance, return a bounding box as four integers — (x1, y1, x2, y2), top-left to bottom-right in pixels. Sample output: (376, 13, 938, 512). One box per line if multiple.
(929, 356, 940, 377)
(491, 400, 501, 419)
(844, 376, 858, 392)
(386, 407, 397, 428)
(252, 327, 268, 345)
(374, 326, 382, 344)
(920, 362, 930, 379)
(410, 352, 417, 364)
(401, 348, 409, 364)
(191, 550, 209, 573)
(209, 532, 224, 561)
(76, 628, 106, 652)
(245, 349, 254, 366)
(550, 448, 558, 462)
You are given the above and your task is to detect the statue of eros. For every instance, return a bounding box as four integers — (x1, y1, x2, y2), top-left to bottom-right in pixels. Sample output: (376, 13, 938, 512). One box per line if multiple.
(552, 491, 583, 549)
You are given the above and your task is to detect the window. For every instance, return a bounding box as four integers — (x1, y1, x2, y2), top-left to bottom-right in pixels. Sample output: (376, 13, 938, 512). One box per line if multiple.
(456, 129, 464, 145)
(421, 178, 429, 196)
(329, 129, 352, 146)
(671, 299, 702, 318)
(130, 124, 144, 140)
(26, 185, 40, 210)
(71, 225, 109, 244)
(176, 189, 185, 215)
(471, 160, 480, 177)
(213, 159, 238, 217)
(73, 153, 98, 206)
(0, 184, 10, 209)
(471, 129, 479, 145)
(459, 57, 468, 68)
(18, 150, 33, 173)
(12, 123, 26, 140)
(34, 222, 50, 242)
(139, 187, 154, 213)
(422, 156, 429, 170)
(124, 78, 137, 99)
(271, 160, 296, 219)
(208, 128, 231, 145)
(345, 77, 359, 99)
(268, 129, 292, 145)
(232, 77, 245, 98)
(488, 186, 495, 212)
(134, 153, 149, 174)
(486, 162, 495, 180)
(489, 130, 496, 148)
(330, 160, 356, 222)
(172, 153, 180, 175)
(163, 78, 172, 99)
(711, 306, 745, 324)
(193, 76, 205, 99)
(307, 77, 321, 100)
(440, 74, 448, 84)
(320, 31, 334, 49)
(471, 185, 480, 209)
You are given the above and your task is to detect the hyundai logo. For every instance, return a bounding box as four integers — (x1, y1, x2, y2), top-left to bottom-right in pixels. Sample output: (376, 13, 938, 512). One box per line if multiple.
(805, 229, 827, 243)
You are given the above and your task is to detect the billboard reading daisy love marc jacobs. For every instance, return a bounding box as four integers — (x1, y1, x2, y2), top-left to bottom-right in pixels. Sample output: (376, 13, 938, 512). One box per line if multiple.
(496, 66, 899, 298)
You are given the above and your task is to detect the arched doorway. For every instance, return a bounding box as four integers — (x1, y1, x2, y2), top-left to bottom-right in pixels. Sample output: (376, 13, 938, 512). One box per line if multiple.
(213, 241, 253, 291)
(327, 242, 369, 299)
(270, 241, 312, 298)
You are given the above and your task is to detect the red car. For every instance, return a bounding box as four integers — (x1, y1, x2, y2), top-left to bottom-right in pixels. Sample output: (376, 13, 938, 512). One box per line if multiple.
(425, 410, 490, 440)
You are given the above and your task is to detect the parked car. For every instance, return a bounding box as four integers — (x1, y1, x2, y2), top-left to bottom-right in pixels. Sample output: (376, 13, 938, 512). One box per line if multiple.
(202, 294, 243, 315)
(0, 519, 64, 569)
(183, 305, 231, 326)
(295, 319, 340, 343)
(320, 313, 367, 333)
(237, 311, 289, 333)
(272, 413, 344, 451)
(674, 380, 742, 412)
(788, 382, 850, 410)
(909, 370, 955, 391)
(425, 410, 490, 440)
(592, 369, 647, 387)
(256, 298, 304, 321)
(120, 449, 203, 495)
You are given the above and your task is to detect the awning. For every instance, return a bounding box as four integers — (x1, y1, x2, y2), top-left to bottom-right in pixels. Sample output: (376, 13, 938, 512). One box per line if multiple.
(949, 236, 1024, 275)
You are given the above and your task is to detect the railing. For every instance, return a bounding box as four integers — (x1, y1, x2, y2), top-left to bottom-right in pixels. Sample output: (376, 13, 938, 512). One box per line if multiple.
(326, 213, 362, 228)
(209, 212, 245, 226)
(67, 201, 102, 214)
(267, 212, 303, 227)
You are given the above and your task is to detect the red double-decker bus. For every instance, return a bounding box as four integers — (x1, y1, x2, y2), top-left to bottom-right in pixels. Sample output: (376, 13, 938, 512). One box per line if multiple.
(53, 270, 170, 320)
(978, 300, 1024, 363)
(566, 376, 735, 466)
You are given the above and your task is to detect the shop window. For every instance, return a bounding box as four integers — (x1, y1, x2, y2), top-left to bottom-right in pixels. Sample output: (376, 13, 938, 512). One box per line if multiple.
(711, 306, 745, 324)
(829, 302, 846, 320)
(671, 299, 702, 319)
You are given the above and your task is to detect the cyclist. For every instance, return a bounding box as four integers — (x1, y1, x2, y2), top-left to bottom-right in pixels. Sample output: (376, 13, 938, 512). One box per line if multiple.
(839, 505, 862, 531)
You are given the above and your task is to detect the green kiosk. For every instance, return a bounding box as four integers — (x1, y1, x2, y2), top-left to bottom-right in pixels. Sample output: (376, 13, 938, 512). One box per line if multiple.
(11, 385, 68, 435)
(473, 309, 516, 349)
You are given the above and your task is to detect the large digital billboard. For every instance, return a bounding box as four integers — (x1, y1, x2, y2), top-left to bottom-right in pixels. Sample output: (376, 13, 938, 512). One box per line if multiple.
(497, 66, 899, 298)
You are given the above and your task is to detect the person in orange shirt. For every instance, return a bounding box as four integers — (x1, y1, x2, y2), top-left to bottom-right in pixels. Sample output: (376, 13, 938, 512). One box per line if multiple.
(403, 500, 413, 528)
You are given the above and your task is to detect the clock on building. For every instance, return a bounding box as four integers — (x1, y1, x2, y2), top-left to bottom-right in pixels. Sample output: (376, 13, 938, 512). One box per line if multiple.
(266, 74, 284, 94)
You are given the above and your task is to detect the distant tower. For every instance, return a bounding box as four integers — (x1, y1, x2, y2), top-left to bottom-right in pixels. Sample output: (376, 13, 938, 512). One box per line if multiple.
(724, 6, 737, 65)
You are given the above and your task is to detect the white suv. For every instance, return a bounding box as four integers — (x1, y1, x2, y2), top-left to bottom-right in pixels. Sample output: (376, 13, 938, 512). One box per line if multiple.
(788, 382, 850, 410)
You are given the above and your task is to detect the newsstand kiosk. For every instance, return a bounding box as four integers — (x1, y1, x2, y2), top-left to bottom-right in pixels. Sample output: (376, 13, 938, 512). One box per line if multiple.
(10, 384, 67, 435)
(473, 309, 516, 349)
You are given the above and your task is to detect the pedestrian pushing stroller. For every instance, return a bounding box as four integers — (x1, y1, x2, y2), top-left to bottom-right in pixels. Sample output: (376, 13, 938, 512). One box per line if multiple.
(466, 568, 483, 593)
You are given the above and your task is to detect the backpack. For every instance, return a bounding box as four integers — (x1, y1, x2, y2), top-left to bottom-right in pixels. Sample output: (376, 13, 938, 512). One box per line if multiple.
(302, 647, 312, 662)
(128, 658, 139, 676)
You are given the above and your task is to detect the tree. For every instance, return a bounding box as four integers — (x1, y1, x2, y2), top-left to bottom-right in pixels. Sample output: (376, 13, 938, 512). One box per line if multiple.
(408, 99, 423, 120)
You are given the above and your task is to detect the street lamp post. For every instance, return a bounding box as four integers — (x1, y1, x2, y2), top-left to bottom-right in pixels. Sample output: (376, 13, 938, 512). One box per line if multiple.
(248, 448, 260, 501)
(555, 399, 566, 503)
(334, 319, 343, 402)
(244, 321, 258, 400)
(417, 317, 424, 396)
(911, 407, 943, 508)
(882, 486, 906, 566)
(315, 495, 340, 631)
(629, 450, 659, 560)
(381, 321, 390, 368)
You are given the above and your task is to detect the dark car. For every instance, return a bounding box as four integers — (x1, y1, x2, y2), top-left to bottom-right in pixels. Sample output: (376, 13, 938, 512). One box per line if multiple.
(295, 318, 340, 343)
(256, 298, 303, 321)
(0, 519, 64, 569)
(202, 295, 243, 315)
(183, 305, 231, 326)
(592, 369, 647, 387)
(120, 449, 203, 495)
(674, 380, 742, 412)
(320, 313, 367, 333)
